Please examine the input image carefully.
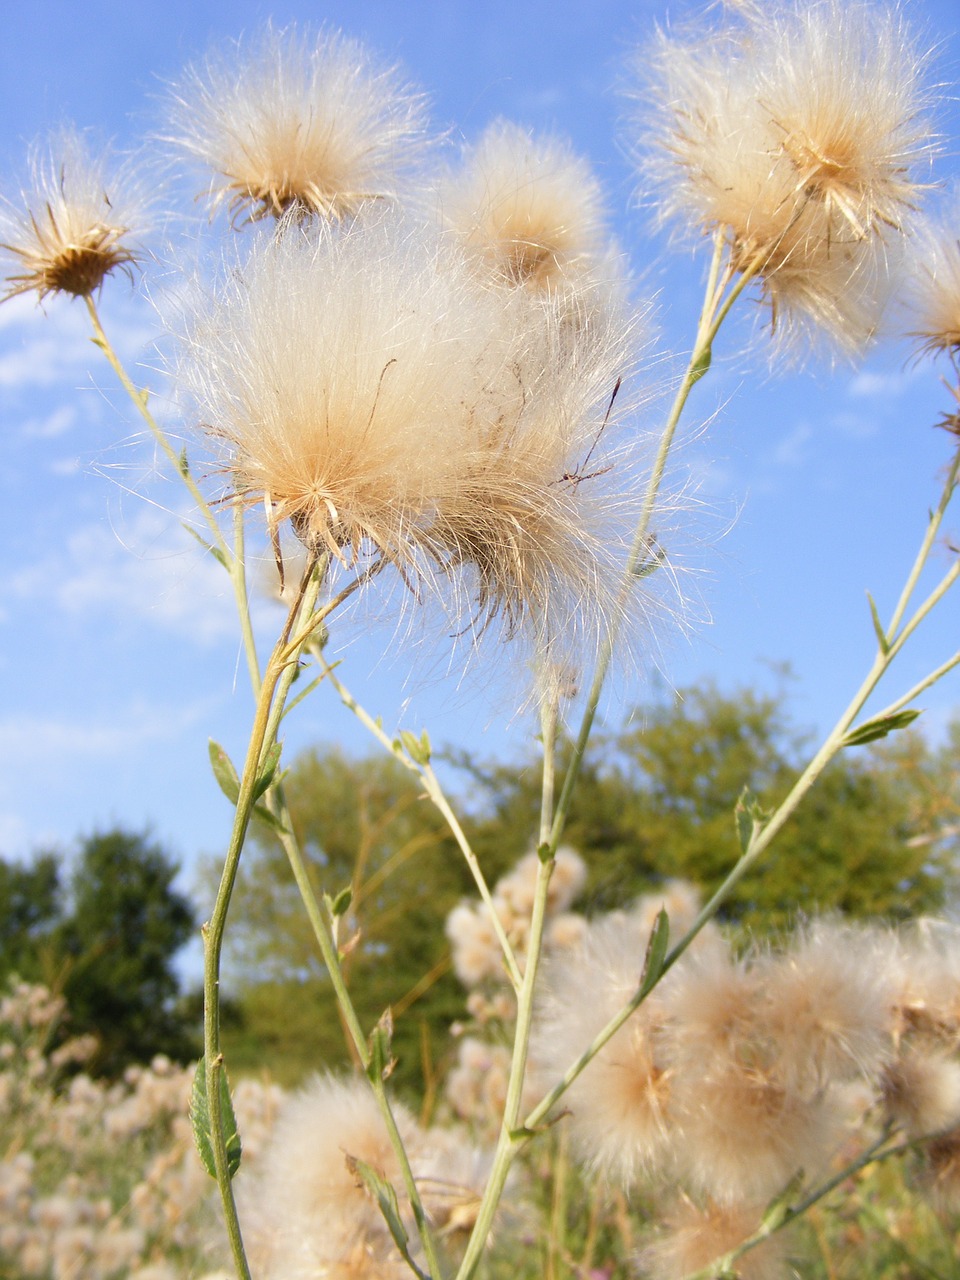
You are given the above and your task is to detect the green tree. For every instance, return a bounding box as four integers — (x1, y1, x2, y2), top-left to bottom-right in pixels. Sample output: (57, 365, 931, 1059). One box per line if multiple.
(0, 829, 197, 1075)
(461, 683, 956, 930)
(0, 851, 60, 979)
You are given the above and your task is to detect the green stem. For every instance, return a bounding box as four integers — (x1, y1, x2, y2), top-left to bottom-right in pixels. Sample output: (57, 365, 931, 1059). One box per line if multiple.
(456, 695, 561, 1280)
(319, 660, 523, 991)
(550, 240, 759, 851)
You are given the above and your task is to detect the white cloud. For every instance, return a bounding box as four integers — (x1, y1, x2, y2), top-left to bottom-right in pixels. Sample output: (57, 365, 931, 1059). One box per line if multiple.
(6, 506, 239, 646)
(22, 404, 76, 438)
(846, 367, 921, 400)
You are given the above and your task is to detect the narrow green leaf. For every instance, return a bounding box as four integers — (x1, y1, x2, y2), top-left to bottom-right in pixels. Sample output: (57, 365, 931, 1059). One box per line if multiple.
(638, 908, 670, 999)
(331, 886, 353, 918)
(843, 708, 922, 748)
(760, 1169, 804, 1232)
(367, 1009, 396, 1083)
(177, 445, 190, 478)
(251, 803, 288, 834)
(208, 740, 240, 805)
(190, 1057, 243, 1180)
(734, 786, 768, 852)
(399, 729, 430, 766)
(252, 741, 283, 800)
(348, 1158, 427, 1280)
(866, 591, 890, 655)
(182, 522, 228, 570)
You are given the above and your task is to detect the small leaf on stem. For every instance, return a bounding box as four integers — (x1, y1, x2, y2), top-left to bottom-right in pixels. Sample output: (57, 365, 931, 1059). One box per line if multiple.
(638, 908, 670, 999)
(399, 729, 431, 766)
(252, 740, 283, 800)
(208, 740, 240, 805)
(368, 1008, 397, 1082)
(866, 591, 890, 655)
(347, 1156, 428, 1280)
(190, 1057, 243, 1180)
(843, 708, 922, 747)
(735, 786, 768, 852)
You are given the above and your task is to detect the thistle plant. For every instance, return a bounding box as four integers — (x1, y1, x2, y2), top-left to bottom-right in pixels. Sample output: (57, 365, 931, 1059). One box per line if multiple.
(3, 3, 960, 1279)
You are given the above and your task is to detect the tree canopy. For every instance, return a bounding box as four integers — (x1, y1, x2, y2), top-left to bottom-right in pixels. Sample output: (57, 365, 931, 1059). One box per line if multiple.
(0, 828, 197, 1074)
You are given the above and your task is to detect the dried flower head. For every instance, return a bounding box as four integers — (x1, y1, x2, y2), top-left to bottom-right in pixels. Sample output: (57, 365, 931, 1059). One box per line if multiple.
(636, 0, 934, 354)
(907, 196, 960, 357)
(427, 292, 649, 657)
(439, 120, 619, 302)
(237, 1074, 426, 1280)
(0, 126, 146, 303)
(177, 209, 504, 573)
(167, 24, 428, 223)
(532, 911, 676, 1184)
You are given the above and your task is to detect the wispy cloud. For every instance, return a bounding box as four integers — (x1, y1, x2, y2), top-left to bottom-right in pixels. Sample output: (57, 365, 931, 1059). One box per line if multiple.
(5, 507, 239, 645)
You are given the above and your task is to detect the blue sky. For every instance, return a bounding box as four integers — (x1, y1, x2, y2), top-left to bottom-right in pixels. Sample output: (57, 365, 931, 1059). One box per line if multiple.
(1, 0, 960, 925)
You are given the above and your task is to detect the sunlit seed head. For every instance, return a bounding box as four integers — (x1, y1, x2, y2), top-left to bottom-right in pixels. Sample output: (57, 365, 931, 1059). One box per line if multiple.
(0, 126, 146, 303)
(166, 24, 429, 224)
(176, 209, 503, 576)
(906, 196, 960, 357)
(634, 0, 935, 356)
(882, 1047, 960, 1139)
(438, 120, 618, 301)
(531, 910, 679, 1184)
(427, 289, 652, 665)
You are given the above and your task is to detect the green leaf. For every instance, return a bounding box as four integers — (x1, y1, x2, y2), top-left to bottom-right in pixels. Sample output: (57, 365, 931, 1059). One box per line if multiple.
(190, 1057, 242, 1180)
(638, 908, 670, 999)
(632, 536, 666, 579)
(735, 786, 768, 852)
(251, 803, 288, 834)
(347, 1158, 427, 1280)
(367, 1009, 396, 1083)
(843, 708, 922, 747)
(399, 729, 431, 766)
(182, 522, 228, 570)
(177, 446, 190, 478)
(252, 741, 283, 800)
(331, 886, 353, 918)
(208, 740, 240, 805)
(866, 592, 890, 655)
(689, 343, 712, 385)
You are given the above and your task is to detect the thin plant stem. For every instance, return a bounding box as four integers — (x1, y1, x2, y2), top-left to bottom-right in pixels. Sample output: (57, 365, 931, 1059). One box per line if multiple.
(318, 659, 524, 991)
(202, 562, 321, 1280)
(550, 239, 760, 851)
(85, 298, 264, 692)
(676, 1125, 941, 1280)
(455, 842, 557, 1280)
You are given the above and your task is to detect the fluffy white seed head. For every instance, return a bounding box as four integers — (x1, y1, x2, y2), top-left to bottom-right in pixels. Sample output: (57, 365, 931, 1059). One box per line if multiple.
(427, 289, 653, 666)
(906, 194, 960, 357)
(635, 0, 934, 356)
(236, 1074, 425, 1280)
(166, 24, 429, 223)
(0, 125, 148, 303)
(438, 120, 623, 307)
(176, 209, 505, 573)
(531, 910, 677, 1184)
